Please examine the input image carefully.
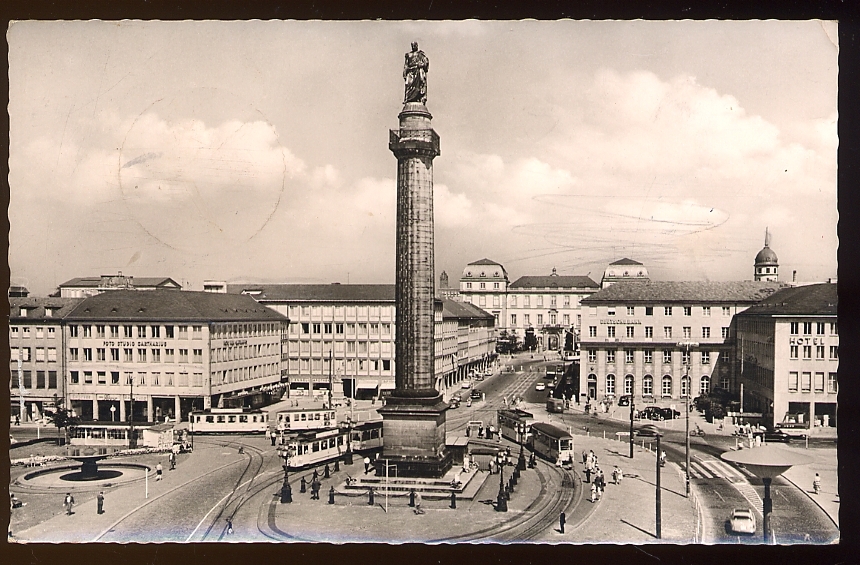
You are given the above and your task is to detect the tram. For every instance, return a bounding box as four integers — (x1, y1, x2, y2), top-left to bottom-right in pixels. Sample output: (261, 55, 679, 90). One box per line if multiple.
(529, 422, 574, 465)
(497, 408, 535, 443)
(269, 406, 337, 432)
(189, 408, 269, 434)
(285, 420, 383, 469)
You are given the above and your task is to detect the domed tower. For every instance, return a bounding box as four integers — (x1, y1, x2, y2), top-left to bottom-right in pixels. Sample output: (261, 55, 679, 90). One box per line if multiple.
(754, 228, 779, 282)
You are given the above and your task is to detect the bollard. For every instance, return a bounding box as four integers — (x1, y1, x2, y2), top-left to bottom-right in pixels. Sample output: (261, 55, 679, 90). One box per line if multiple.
(450, 491, 457, 509)
(324, 464, 331, 479)
(368, 488, 375, 506)
(409, 489, 416, 507)
(328, 486, 335, 505)
(334, 459, 340, 472)
(300, 477, 307, 493)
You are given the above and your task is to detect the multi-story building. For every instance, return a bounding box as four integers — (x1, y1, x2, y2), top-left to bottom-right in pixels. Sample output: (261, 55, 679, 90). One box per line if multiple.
(578, 281, 785, 405)
(63, 290, 287, 422)
(57, 272, 181, 298)
(225, 284, 496, 400)
(600, 258, 651, 288)
(9, 297, 83, 422)
(732, 283, 837, 432)
(458, 259, 509, 329)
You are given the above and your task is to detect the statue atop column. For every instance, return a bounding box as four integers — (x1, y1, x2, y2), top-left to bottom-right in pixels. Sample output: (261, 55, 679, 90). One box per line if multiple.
(403, 42, 429, 105)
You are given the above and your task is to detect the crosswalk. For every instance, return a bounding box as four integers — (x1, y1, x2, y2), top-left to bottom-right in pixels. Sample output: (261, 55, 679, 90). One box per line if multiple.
(684, 458, 753, 482)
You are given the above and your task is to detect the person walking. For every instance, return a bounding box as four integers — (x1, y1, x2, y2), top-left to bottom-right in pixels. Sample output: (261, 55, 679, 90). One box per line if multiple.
(364, 457, 371, 474)
(311, 477, 321, 500)
(270, 430, 277, 447)
(63, 493, 75, 515)
(590, 482, 597, 503)
(581, 450, 588, 465)
(169, 451, 176, 471)
(414, 491, 424, 514)
(156, 462, 163, 481)
(813, 473, 821, 495)
(97, 491, 105, 514)
(613, 466, 622, 485)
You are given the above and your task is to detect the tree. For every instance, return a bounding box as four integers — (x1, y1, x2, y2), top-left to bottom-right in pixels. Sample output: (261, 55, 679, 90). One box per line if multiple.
(50, 401, 80, 446)
(524, 327, 538, 351)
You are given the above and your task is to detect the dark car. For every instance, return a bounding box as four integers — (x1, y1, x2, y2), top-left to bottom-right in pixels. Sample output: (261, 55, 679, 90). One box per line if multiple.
(638, 406, 664, 421)
(636, 424, 660, 437)
(753, 429, 792, 443)
(660, 407, 681, 420)
(470, 390, 483, 400)
(618, 395, 631, 407)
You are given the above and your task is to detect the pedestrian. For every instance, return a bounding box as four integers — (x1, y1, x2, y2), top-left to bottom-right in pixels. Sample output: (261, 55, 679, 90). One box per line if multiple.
(169, 452, 176, 471)
(63, 492, 75, 515)
(613, 466, 622, 485)
(96, 491, 105, 514)
(226, 518, 233, 535)
(590, 483, 597, 503)
(813, 473, 821, 495)
(312, 469, 319, 482)
(270, 430, 277, 447)
(414, 491, 424, 514)
(364, 457, 371, 474)
(15, 414, 19, 426)
(559, 512, 566, 534)
(584, 461, 592, 483)
(311, 478, 321, 500)
(581, 450, 588, 465)
(10, 493, 23, 509)
(156, 462, 163, 481)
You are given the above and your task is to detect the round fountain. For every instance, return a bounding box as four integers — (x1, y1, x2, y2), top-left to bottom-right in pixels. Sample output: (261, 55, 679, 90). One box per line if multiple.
(62, 447, 123, 481)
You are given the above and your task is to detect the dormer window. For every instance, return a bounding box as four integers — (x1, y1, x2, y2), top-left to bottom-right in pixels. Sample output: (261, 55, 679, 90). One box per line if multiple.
(19, 307, 27, 317)
(45, 308, 53, 317)
(480, 271, 486, 277)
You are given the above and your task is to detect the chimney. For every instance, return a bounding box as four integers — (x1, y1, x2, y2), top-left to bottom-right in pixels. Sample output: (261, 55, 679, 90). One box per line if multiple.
(792, 270, 797, 283)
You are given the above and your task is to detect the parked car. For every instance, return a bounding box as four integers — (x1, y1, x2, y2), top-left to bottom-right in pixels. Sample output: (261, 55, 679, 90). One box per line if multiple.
(449, 399, 460, 409)
(483, 369, 493, 377)
(461, 381, 472, 389)
(638, 406, 664, 421)
(729, 508, 756, 534)
(470, 390, 483, 400)
(618, 395, 631, 407)
(660, 407, 681, 420)
(753, 429, 792, 443)
(535, 382, 546, 391)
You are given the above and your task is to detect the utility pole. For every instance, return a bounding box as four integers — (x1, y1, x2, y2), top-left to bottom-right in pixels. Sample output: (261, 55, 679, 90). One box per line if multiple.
(678, 340, 698, 499)
(328, 349, 334, 409)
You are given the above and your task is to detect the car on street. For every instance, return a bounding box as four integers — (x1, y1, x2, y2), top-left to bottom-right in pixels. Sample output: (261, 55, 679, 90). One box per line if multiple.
(753, 429, 793, 443)
(638, 406, 664, 421)
(470, 390, 483, 400)
(483, 369, 493, 377)
(535, 382, 546, 391)
(618, 395, 631, 407)
(729, 508, 756, 534)
(461, 381, 472, 389)
(660, 407, 681, 420)
(636, 424, 660, 437)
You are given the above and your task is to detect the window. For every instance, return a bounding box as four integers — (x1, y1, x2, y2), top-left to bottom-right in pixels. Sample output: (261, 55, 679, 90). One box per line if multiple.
(151, 349, 161, 363)
(138, 372, 146, 385)
(336, 323, 345, 334)
(494, 282, 500, 289)
(84, 348, 92, 361)
(589, 326, 597, 338)
(683, 327, 691, 339)
(69, 325, 78, 338)
(96, 325, 105, 338)
(312, 323, 321, 334)
(301, 323, 310, 334)
(606, 350, 616, 363)
(83, 325, 91, 338)
(179, 349, 189, 363)
(563, 314, 570, 325)
(816, 322, 825, 335)
(644, 349, 653, 364)
(790, 344, 799, 359)
(178, 326, 188, 339)
(165, 325, 174, 338)
(587, 349, 597, 363)
(49, 371, 57, 388)
(664, 327, 672, 338)
(36, 327, 45, 338)
(193, 349, 203, 363)
(828, 373, 837, 393)
(625, 349, 634, 363)
(790, 322, 799, 335)
(111, 371, 119, 384)
(803, 345, 812, 359)
(151, 325, 160, 338)
(702, 306, 711, 317)
(124, 348, 133, 362)
(699, 375, 711, 395)
(510, 314, 517, 327)
(721, 327, 729, 339)
(607, 326, 615, 338)
(702, 327, 711, 339)
(71, 371, 79, 384)
(509, 296, 516, 307)
(830, 322, 838, 335)
(606, 374, 615, 395)
(645, 306, 653, 316)
(814, 372, 825, 393)
(537, 296, 544, 307)
(788, 372, 798, 391)
(803, 322, 812, 335)
(84, 371, 93, 384)
(663, 350, 672, 364)
(681, 350, 690, 365)
(137, 349, 147, 362)
(664, 307, 672, 316)
(524, 314, 530, 325)
(816, 346, 825, 360)
(110, 348, 120, 362)
(95, 348, 105, 361)
(624, 375, 634, 395)
(110, 325, 119, 338)
(681, 376, 690, 397)
(11, 326, 18, 337)
(722, 307, 731, 317)
(165, 349, 174, 362)
(479, 282, 486, 290)
(125, 372, 133, 385)
(193, 326, 202, 339)
(97, 371, 106, 384)
(537, 314, 543, 325)
(627, 307, 635, 316)
(643, 375, 654, 396)
(830, 346, 838, 359)
(626, 326, 635, 338)
(662, 375, 673, 397)
(466, 282, 472, 289)
(645, 326, 653, 338)
(701, 351, 710, 365)
(48, 348, 57, 362)
(801, 372, 811, 391)
(137, 325, 147, 338)
(524, 296, 530, 307)
(683, 306, 691, 316)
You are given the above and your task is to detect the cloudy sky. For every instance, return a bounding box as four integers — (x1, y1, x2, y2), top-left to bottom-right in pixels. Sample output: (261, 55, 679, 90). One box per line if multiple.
(9, 20, 838, 295)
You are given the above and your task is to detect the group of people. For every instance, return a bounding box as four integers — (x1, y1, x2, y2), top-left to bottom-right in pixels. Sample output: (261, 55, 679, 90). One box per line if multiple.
(581, 449, 623, 503)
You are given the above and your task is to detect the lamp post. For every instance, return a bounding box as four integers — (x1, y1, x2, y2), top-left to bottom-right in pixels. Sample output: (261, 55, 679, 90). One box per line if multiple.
(637, 425, 663, 539)
(495, 450, 508, 512)
(629, 396, 635, 459)
(278, 445, 293, 503)
(721, 446, 811, 543)
(678, 341, 699, 499)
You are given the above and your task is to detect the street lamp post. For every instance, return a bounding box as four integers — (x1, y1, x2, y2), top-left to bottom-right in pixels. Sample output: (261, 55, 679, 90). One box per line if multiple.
(278, 445, 292, 503)
(629, 397, 635, 459)
(678, 341, 699, 499)
(495, 451, 508, 512)
(637, 426, 663, 539)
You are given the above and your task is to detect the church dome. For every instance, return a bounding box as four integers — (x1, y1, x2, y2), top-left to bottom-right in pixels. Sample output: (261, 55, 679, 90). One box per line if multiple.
(755, 246, 779, 266)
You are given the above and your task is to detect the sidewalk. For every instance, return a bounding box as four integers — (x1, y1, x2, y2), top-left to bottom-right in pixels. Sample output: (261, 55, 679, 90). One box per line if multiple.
(779, 444, 839, 527)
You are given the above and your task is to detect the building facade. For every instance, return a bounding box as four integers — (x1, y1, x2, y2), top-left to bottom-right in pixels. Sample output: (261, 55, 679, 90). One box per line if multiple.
(62, 290, 286, 423)
(458, 259, 509, 329)
(579, 281, 785, 405)
(9, 297, 83, 422)
(732, 283, 837, 431)
(600, 258, 651, 289)
(225, 284, 495, 400)
(57, 272, 182, 298)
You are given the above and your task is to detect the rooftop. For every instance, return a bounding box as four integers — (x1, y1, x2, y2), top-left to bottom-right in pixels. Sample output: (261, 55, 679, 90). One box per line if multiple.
(582, 280, 787, 304)
(9, 297, 85, 320)
(64, 290, 287, 322)
(58, 276, 181, 289)
(441, 299, 494, 320)
(227, 283, 395, 302)
(609, 258, 644, 266)
(736, 283, 837, 317)
(509, 275, 599, 290)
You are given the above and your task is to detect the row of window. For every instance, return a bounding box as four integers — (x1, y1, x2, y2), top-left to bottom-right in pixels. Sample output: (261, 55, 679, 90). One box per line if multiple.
(10, 326, 57, 338)
(293, 322, 392, 336)
(285, 358, 392, 374)
(593, 373, 716, 397)
(10, 347, 57, 362)
(588, 325, 728, 339)
(789, 345, 838, 360)
(789, 322, 837, 336)
(587, 349, 715, 365)
(464, 282, 502, 290)
(70, 324, 204, 339)
(11, 370, 58, 389)
(287, 305, 394, 320)
(287, 340, 392, 356)
(215, 363, 280, 384)
(510, 313, 576, 327)
(70, 370, 204, 387)
(597, 306, 732, 317)
(787, 371, 838, 393)
(69, 347, 204, 363)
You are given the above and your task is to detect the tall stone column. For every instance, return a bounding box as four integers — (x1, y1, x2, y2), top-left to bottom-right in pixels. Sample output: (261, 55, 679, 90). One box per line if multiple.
(377, 45, 451, 478)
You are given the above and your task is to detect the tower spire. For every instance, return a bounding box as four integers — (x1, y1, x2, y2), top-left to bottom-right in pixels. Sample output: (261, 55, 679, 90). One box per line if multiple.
(764, 227, 771, 248)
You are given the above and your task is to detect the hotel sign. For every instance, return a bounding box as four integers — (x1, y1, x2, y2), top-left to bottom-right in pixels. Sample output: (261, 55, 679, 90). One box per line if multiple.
(788, 337, 829, 345)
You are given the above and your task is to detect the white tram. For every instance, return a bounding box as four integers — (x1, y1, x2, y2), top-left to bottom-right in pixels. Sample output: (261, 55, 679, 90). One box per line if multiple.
(529, 422, 574, 465)
(270, 407, 337, 432)
(497, 408, 535, 443)
(285, 421, 384, 469)
(189, 408, 269, 434)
